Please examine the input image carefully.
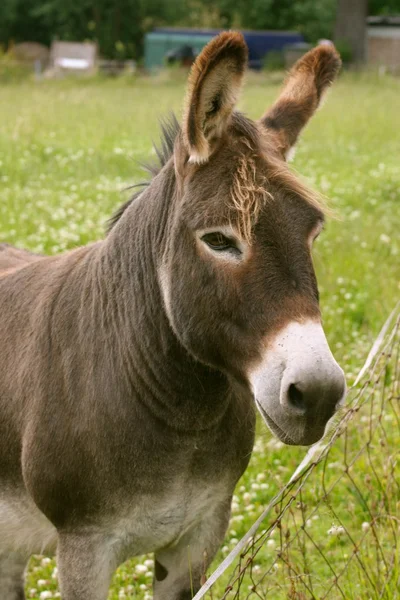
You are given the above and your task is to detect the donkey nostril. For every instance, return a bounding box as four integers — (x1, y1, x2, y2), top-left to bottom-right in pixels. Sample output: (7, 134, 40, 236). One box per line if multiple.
(288, 383, 305, 411)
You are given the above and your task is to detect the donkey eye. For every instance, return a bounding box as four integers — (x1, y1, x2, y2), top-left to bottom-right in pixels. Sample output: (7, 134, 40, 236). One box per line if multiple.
(201, 232, 238, 252)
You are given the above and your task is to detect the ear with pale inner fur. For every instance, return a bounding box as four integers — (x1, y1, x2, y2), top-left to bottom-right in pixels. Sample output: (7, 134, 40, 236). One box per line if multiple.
(260, 44, 341, 160)
(182, 31, 248, 164)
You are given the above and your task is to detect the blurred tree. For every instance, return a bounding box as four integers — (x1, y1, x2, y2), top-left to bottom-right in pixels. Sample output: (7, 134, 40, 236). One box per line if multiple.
(1, 0, 400, 61)
(369, 0, 400, 11)
(334, 0, 368, 63)
(0, 0, 187, 59)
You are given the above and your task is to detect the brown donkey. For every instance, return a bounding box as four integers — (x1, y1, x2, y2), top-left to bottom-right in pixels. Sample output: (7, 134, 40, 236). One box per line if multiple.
(0, 33, 345, 600)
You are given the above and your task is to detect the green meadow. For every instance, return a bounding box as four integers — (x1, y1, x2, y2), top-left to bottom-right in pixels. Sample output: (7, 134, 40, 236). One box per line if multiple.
(0, 70, 399, 599)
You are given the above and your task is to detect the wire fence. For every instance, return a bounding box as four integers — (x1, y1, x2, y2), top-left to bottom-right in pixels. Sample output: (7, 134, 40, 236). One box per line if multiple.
(195, 305, 400, 600)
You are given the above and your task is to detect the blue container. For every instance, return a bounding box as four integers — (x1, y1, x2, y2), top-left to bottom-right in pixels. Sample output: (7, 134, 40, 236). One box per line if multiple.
(145, 28, 304, 71)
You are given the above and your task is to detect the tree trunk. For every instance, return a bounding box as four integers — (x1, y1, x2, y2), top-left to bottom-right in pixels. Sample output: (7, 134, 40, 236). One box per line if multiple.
(334, 0, 367, 64)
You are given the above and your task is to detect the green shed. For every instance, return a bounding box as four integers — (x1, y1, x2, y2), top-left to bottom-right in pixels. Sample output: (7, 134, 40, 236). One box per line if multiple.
(144, 31, 214, 70)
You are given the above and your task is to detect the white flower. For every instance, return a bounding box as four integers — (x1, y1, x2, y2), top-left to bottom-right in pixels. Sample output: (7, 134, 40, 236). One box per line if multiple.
(231, 502, 240, 513)
(40, 592, 53, 600)
(37, 580, 47, 587)
(267, 539, 276, 548)
(328, 525, 345, 536)
(41, 558, 52, 566)
(135, 563, 148, 574)
(362, 522, 370, 532)
(380, 233, 390, 244)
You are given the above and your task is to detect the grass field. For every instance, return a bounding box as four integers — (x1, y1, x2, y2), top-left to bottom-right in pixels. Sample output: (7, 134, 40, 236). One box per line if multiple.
(0, 70, 399, 599)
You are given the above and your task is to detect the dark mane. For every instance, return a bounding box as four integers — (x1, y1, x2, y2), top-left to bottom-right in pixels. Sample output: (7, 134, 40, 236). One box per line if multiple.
(107, 113, 180, 232)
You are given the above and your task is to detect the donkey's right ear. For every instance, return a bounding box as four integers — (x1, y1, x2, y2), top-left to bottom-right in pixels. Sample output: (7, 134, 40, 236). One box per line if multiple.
(260, 44, 341, 161)
(181, 32, 248, 165)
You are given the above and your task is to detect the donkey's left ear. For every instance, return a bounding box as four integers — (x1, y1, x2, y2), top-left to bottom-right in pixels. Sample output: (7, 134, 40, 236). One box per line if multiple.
(260, 44, 341, 161)
(182, 31, 248, 164)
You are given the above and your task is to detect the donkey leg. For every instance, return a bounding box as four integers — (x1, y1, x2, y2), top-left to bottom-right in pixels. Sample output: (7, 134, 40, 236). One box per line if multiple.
(57, 533, 116, 600)
(153, 497, 232, 600)
(0, 551, 28, 600)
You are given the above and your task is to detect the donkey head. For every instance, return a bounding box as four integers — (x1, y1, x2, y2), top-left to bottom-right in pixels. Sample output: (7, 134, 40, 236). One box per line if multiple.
(160, 32, 345, 446)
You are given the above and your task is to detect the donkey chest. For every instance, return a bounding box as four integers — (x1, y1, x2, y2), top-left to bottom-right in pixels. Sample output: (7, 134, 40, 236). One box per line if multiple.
(112, 479, 228, 558)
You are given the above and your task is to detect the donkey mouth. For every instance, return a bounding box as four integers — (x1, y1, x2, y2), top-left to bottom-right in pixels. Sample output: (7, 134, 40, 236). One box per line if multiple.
(256, 401, 297, 446)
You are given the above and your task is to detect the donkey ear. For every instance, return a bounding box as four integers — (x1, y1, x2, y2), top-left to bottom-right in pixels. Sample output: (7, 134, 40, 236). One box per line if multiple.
(182, 31, 248, 164)
(260, 45, 341, 160)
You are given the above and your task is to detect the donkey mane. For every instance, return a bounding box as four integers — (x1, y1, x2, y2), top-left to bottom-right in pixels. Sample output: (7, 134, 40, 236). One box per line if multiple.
(107, 114, 180, 233)
(107, 110, 326, 236)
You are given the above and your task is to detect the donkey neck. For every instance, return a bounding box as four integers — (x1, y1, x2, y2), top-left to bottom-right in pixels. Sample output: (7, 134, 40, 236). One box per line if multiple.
(98, 165, 241, 430)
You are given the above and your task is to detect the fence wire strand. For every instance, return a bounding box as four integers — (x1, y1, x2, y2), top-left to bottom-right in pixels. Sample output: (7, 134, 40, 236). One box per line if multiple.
(194, 305, 400, 600)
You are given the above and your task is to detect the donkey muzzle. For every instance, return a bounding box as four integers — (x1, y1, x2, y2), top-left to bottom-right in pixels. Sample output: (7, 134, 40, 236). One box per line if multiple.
(250, 320, 346, 446)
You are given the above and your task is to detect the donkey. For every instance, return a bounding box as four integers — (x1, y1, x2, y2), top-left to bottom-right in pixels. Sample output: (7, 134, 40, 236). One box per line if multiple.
(0, 32, 345, 600)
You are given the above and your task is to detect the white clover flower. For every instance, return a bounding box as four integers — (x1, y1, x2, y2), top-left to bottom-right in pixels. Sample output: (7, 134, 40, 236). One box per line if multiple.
(37, 580, 47, 587)
(328, 525, 345, 536)
(231, 502, 240, 513)
(135, 564, 148, 574)
(41, 557, 52, 566)
(362, 522, 370, 532)
(380, 234, 391, 244)
(231, 514, 244, 522)
(40, 592, 53, 600)
(144, 559, 154, 568)
(267, 539, 276, 548)
(243, 492, 251, 504)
